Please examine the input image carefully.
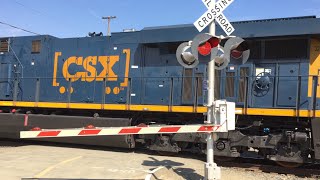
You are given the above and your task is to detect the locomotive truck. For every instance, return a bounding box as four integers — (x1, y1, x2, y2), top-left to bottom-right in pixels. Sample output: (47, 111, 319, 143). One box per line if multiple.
(1, 16, 320, 167)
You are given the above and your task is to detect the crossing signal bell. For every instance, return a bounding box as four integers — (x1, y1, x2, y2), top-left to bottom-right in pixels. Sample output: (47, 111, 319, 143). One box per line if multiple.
(176, 33, 250, 70)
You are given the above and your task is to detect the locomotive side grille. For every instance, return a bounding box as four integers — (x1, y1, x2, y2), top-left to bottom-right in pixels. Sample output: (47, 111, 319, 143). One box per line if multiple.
(0, 39, 9, 52)
(215, 70, 221, 99)
(248, 40, 262, 59)
(182, 69, 193, 102)
(238, 67, 249, 102)
(32, 40, 41, 54)
(195, 73, 203, 97)
(225, 72, 235, 97)
(265, 39, 308, 59)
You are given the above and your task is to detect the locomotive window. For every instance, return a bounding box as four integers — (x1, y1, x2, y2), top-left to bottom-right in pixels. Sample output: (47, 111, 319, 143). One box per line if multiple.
(265, 39, 308, 59)
(32, 40, 41, 54)
(0, 39, 9, 52)
(159, 42, 182, 55)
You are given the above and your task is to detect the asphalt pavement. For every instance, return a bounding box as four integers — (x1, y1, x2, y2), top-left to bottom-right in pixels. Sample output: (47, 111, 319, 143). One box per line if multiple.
(0, 143, 204, 180)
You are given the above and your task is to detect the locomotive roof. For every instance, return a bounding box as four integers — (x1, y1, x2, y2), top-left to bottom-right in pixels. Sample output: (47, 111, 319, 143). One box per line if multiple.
(2, 16, 320, 43)
(139, 16, 320, 43)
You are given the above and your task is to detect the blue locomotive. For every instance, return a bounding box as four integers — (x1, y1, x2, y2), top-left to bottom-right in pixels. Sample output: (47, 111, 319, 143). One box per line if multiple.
(1, 16, 320, 167)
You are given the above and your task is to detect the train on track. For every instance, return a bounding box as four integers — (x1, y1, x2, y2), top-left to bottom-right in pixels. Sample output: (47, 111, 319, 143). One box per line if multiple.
(1, 16, 320, 167)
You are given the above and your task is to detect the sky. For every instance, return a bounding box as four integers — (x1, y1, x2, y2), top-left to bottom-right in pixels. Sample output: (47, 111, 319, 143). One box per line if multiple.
(1, 0, 320, 38)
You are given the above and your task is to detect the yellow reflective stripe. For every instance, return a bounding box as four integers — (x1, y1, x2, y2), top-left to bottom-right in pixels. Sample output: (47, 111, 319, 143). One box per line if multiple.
(241, 108, 299, 117)
(129, 105, 169, 112)
(103, 104, 126, 111)
(69, 103, 101, 110)
(37, 102, 67, 108)
(236, 108, 320, 117)
(171, 106, 195, 113)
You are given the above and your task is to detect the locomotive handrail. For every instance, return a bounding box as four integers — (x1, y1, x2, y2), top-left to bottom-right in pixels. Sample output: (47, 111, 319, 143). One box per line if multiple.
(8, 40, 24, 78)
(244, 76, 249, 115)
(312, 76, 318, 118)
(126, 77, 132, 110)
(296, 76, 302, 119)
(4, 75, 320, 117)
(169, 77, 174, 112)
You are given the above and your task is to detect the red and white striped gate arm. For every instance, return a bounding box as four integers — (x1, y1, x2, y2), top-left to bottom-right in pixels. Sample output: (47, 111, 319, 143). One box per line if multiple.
(20, 124, 221, 138)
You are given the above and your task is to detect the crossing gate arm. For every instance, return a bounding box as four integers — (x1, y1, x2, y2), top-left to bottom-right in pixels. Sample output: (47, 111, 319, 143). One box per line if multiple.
(20, 124, 222, 139)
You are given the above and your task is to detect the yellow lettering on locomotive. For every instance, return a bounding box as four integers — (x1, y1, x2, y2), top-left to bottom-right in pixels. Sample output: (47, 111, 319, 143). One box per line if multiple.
(62, 56, 86, 82)
(61, 55, 119, 82)
(53, 49, 131, 94)
(83, 56, 97, 82)
(96, 56, 119, 81)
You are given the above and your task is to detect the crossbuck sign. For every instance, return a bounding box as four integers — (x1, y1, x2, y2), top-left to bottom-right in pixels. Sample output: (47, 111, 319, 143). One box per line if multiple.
(194, 0, 235, 35)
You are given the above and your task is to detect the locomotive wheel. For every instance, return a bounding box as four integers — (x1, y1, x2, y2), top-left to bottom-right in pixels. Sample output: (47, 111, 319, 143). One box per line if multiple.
(275, 161, 303, 168)
(214, 156, 236, 162)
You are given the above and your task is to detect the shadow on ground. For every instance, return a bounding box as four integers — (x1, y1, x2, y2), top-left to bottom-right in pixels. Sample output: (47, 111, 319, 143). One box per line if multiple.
(142, 156, 204, 180)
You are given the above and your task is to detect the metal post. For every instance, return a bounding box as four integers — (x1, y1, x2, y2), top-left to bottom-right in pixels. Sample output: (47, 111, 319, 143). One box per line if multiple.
(205, 22, 220, 180)
(102, 16, 117, 37)
(107, 18, 111, 37)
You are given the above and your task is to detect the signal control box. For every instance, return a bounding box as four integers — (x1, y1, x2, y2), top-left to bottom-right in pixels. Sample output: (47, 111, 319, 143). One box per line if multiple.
(214, 100, 235, 132)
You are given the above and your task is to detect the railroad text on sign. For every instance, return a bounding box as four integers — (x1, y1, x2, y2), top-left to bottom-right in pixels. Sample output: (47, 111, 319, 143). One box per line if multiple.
(194, 0, 235, 35)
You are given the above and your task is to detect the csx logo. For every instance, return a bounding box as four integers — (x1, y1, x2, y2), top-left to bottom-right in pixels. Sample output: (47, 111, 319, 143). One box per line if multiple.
(52, 49, 131, 94)
(61, 55, 119, 82)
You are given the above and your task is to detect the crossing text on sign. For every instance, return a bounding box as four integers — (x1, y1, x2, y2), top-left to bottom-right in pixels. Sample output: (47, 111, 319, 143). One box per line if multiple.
(194, 0, 235, 35)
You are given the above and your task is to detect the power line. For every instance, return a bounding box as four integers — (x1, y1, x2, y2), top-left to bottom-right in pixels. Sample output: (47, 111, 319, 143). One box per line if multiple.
(14, 0, 43, 15)
(0, 21, 41, 35)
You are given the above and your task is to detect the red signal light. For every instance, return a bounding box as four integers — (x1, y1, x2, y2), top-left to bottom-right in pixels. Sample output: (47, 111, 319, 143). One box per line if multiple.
(208, 37, 220, 48)
(198, 42, 211, 56)
(231, 49, 243, 59)
(231, 41, 249, 59)
(197, 37, 220, 56)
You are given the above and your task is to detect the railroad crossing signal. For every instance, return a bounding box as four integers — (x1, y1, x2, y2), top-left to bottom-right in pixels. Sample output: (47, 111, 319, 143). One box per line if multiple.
(176, 33, 250, 69)
(184, 1, 247, 179)
(194, 0, 235, 35)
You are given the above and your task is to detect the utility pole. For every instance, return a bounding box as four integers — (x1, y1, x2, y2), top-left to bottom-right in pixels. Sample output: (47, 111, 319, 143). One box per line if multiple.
(102, 16, 117, 37)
